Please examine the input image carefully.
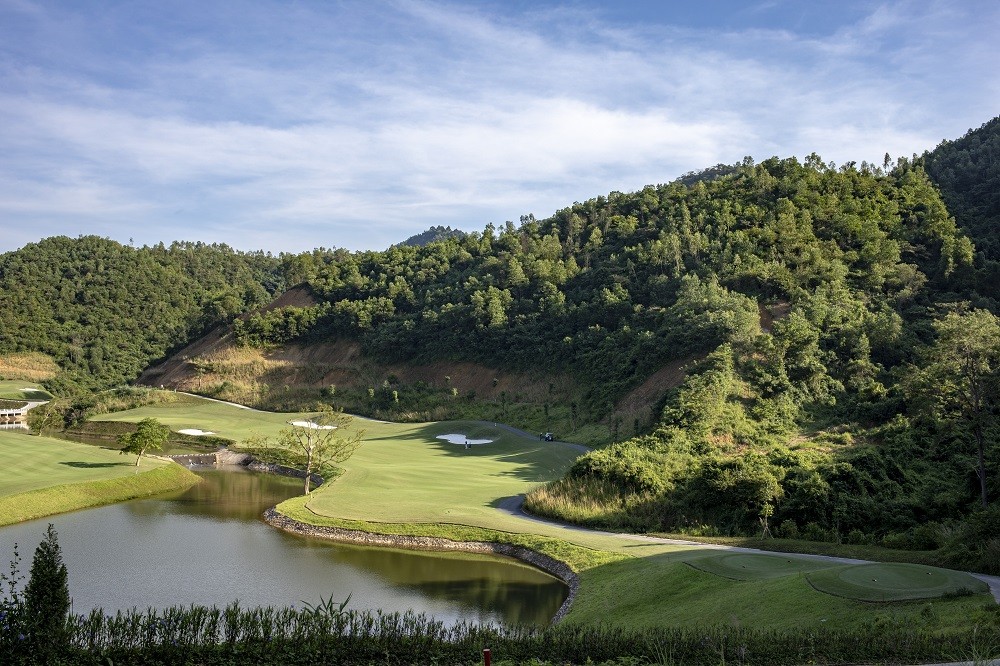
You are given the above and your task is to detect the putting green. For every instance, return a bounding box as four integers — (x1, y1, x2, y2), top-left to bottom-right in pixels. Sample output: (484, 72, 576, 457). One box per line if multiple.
(0, 380, 52, 401)
(683, 552, 831, 580)
(806, 562, 989, 601)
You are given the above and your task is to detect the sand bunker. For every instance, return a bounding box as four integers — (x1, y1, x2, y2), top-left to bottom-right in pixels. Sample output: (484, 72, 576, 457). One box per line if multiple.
(289, 420, 337, 430)
(178, 428, 216, 436)
(436, 434, 493, 445)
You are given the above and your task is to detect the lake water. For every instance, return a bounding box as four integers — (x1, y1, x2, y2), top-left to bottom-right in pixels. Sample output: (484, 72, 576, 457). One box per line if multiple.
(0, 466, 566, 626)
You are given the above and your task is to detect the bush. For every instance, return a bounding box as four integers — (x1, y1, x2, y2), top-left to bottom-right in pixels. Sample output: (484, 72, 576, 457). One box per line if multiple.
(777, 519, 800, 539)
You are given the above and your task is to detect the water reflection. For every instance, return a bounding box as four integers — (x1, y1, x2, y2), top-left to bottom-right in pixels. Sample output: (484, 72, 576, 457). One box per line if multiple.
(0, 467, 566, 625)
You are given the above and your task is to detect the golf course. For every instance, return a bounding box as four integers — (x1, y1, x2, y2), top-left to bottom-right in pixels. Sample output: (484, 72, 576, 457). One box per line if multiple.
(0, 391, 993, 639)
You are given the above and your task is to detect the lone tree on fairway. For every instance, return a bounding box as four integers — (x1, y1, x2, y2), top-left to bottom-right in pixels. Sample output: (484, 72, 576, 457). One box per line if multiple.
(117, 417, 170, 466)
(252, 409, 363, 494)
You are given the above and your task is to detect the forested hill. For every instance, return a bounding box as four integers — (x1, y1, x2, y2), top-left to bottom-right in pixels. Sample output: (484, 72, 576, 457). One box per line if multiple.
(236, 156, 976, 417)
(3, 144, 998, 563)
(229, 157, 1000, 563)
(0, 237, 283, 391)
(398, 225, 467, 247)
(923, 114, 1000, 265)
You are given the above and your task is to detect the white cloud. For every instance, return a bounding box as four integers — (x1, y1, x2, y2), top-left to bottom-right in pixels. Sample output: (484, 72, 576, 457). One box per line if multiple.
(0, 0, 997, 253)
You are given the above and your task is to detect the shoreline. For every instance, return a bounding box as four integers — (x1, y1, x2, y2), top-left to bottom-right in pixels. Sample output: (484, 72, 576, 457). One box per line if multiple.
(0, 463, 201, 527)
(262, 506, 580, 624)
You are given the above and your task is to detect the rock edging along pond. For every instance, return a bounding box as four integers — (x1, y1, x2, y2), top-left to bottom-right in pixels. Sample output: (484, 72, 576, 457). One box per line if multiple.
(262, 507, 579, 624)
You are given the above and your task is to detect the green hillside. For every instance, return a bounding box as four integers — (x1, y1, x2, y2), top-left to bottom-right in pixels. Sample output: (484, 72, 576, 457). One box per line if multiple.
(0, 236, 282, 391)
(4, 125, 1000, 572)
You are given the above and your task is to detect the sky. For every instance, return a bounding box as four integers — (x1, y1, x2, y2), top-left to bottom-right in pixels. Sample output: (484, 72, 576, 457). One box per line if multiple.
(1, 0, 997, 255)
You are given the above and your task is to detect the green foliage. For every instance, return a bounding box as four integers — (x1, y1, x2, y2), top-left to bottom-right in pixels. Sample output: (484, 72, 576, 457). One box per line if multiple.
(117, 417, 170, 465)
(0, 601, 996, 666)
(923, 115, 1000, 262)
(23, 525, 70, 663)
(0, 236, 281, 391)
(244, 409, 363, 494)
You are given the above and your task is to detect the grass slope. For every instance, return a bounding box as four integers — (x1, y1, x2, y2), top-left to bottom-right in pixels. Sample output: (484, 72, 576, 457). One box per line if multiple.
(0, 379, 53, 401)
(0, 430, 199, 525)
(86, 393, 998, 633)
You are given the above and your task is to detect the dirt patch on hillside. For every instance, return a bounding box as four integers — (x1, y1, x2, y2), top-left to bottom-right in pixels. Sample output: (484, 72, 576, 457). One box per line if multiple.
(255, 284, 319, 313)
(138, 326, 233, 387)
(615, 355, 699, 425)
(759, 301, 791, 334)
(139, 285, 320, 388)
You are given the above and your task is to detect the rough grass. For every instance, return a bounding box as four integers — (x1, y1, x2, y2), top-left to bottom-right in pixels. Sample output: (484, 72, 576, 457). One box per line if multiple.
(567, 554, 992, 632)
(0, 352, 59, 382)
(278, 494, 622, 573)
(0, 465, 200, 526)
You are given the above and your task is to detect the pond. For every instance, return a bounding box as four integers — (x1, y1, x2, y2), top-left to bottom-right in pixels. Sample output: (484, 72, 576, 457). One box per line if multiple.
(0, 465, 567, 626)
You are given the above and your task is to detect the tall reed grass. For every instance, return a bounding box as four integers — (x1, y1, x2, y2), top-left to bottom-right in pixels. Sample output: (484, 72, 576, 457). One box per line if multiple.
(3, 601, 996, 665)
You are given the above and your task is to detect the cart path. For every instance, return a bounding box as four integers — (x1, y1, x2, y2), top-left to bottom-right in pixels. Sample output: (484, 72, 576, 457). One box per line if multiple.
(495, 494, 1000, 603)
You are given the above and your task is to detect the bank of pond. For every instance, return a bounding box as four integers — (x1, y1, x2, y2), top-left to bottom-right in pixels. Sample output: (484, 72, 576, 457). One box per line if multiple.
(0, 465, 566, 628)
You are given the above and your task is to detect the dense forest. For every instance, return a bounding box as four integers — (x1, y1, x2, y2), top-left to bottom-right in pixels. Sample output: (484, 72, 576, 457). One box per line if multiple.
(0, 237, 283, 391)
(3, 116, 1000, 569)
(922, 116, 1000, 262)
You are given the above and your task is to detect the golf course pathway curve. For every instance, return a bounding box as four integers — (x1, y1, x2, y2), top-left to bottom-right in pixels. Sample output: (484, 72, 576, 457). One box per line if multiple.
(495, 495, 1000, 604)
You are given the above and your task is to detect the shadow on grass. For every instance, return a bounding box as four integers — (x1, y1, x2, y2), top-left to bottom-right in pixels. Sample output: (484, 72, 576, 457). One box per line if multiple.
(60, 461, 130, 468)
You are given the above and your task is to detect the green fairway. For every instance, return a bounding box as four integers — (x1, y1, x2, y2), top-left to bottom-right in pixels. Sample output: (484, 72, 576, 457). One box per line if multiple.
(0, 379, 53, 401)
(0, 430, 168, 496)
(806, 562, 989, 601)
(90, 394, 310, 440)
(0, 429, 200, 525)
(84, 392, 996, 633)
(304, 420, 582, 529)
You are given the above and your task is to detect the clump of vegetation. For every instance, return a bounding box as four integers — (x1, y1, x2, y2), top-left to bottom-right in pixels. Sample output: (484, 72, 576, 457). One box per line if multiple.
(1, 525, 71, 664)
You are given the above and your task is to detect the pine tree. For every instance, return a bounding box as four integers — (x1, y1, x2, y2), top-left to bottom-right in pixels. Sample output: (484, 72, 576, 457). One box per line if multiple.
(23, 524, 71, 660)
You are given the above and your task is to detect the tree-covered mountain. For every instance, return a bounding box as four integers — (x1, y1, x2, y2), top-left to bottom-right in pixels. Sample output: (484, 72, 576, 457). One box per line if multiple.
(3, 121, 999, 569)
(397, 225, 468, 247)
(228, 155, 1000, 566)
(0, 236, 283, 391)
(923, 115, 1000, 262)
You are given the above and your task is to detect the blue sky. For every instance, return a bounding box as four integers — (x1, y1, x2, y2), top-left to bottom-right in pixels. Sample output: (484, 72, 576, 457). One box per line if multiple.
(1, 0, 997, 254)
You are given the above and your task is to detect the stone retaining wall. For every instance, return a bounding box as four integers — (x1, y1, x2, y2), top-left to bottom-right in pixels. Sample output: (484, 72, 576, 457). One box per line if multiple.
(262, 508, 579, 624)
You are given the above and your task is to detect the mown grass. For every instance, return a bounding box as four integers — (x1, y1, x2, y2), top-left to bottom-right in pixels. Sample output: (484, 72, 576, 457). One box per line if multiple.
(0, 429, 200, 525)
(805, 562, 988, 601)
(77, 392, 999, 637)
(0, 430, 170, 495)
(567, 554, 995, 633)
(0, 379, 53, 401)
(0, 465, 200, 527)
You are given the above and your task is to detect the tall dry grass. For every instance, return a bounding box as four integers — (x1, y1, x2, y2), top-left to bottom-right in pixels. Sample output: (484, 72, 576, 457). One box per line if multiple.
(0, 352, 59, 382)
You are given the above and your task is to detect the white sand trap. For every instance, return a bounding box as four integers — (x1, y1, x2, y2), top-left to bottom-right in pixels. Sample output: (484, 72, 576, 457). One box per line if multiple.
(290, 420, 337, 430)
(178, 428, 216, 436)
(437, 434, 493, 445)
